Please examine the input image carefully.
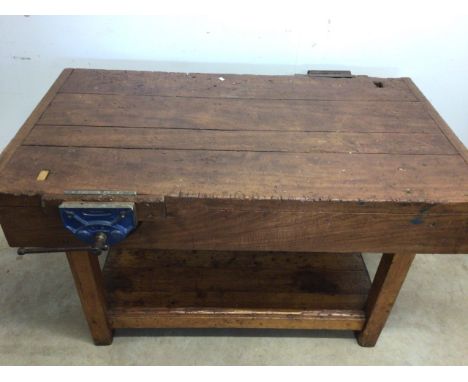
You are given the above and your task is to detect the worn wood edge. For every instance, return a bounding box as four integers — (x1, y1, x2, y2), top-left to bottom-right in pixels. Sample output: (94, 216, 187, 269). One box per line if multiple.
(403, 78, 468, 164)
(60, 69, 417, 101)
(3, 197, 468, 217)
(68, 68, 399, 81)
(0, 68, 74, 174)
(26, 192, 468, 210)
(4, 197, 468, 216)
(108, 308, 365, 330)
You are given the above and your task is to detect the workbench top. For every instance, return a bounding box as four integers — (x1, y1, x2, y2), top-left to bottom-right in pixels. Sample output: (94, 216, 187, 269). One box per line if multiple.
(0, 68, 467, 204)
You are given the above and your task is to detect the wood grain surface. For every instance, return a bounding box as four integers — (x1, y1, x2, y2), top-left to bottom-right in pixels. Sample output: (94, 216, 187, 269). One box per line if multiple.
(26, 125, 456, 155)
(0, 69, 467, 253)
(2, 145, 467, 202)
(38, 93, 436, 132)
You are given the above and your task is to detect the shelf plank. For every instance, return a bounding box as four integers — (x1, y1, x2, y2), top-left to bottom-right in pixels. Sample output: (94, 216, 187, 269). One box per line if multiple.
(103, 249, 370, 331)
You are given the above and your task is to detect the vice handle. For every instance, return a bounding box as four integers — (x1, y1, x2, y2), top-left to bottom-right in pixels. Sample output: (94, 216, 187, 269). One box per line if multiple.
(17, 232, 109, 256)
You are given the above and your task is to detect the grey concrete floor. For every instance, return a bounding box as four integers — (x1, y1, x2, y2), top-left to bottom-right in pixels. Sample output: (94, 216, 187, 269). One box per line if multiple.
(0, 227, 467, 365)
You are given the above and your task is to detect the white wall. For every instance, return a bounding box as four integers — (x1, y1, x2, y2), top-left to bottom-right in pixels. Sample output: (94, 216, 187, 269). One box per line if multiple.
(1, 10, 467, 149)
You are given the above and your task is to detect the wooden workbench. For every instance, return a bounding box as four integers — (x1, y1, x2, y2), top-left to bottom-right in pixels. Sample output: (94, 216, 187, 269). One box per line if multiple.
(0, 68, 467, 347)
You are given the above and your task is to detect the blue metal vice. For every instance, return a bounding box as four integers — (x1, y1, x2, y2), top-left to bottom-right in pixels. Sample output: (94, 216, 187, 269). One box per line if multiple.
(17, 202, 137, 255)
(59, 202, 137, 246)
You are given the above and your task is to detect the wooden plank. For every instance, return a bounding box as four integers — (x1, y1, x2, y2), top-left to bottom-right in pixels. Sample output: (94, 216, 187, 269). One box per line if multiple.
(108, 249, 369, 270)
(67, 251, 113, 345)
(38, 93, 437, 133)
(107, 292, 368, 311)
(109, 308, 366, 330)
(403, 77, 468, 164)
(0, 68, 73, 173)
(2, 204, 467, 253)
(28, 195, 468, 214)
(59, 69, 417, 101)
(1, 146, 467, 203)
(104, 267, 369, 294)
(357, 253, 416, 347)
(119, 207, 468, 254)
(103, 249, 369, 330)
(25, 125, 457, 155)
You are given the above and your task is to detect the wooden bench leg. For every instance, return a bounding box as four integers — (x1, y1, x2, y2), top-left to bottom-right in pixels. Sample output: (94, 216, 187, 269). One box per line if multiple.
(67, 251, 113, 345)
(357, 253, 416, 347)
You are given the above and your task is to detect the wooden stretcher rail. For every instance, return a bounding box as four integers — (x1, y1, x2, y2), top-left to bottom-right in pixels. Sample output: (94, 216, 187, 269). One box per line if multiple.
(108, 308, 366, 330)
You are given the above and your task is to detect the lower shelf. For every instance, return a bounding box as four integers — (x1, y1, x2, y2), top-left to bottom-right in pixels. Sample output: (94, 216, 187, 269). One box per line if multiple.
(102, 249, 371, 331)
